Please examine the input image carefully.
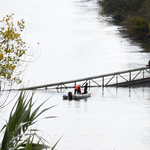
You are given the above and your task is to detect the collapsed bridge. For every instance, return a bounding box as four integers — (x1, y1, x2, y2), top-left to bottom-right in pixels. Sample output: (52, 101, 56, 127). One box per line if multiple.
(16, 67, 150, 91)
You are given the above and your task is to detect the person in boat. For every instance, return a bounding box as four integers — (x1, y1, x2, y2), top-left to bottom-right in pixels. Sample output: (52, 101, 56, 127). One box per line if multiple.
(74, 85, 81, 94)
(148, 60, 150, 68)
(83, 83, 88, 94)
(68, 92, 73, 100)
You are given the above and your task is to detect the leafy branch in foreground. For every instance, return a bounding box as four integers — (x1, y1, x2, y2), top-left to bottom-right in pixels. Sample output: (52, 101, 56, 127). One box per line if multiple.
(0, 13, 40, 90)
(0, 90, 58, 150)
(0, 13, 27, 84)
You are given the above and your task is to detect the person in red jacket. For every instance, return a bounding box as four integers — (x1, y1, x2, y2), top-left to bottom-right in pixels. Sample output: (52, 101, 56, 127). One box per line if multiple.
(74, 85, 81, 94)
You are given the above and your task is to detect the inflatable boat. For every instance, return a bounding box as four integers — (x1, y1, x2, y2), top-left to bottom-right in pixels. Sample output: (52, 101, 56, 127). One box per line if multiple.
(63, 92, 91, 100)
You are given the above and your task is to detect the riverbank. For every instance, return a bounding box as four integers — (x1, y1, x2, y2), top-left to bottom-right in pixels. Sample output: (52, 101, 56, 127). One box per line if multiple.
(98, 0, 150, 43)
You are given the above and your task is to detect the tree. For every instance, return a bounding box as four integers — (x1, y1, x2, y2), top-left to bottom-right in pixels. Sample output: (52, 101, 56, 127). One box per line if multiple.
(100, 0, 144, 21)
(139, 0, 150, 22)
(100, 0, 150, 41)
(124, 16, 149, 40)
(0, 13, 28, 86)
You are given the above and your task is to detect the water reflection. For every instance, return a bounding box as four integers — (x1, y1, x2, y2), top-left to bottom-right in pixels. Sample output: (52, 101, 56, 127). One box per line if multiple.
(43, 86, 150, 100)
(42, 86, 150, 150)
(100, 87, 150, 99)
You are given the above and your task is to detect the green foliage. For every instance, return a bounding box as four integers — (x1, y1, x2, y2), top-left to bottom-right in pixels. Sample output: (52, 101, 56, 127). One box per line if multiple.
(126, 17, 149, 35)
(139, 0, 150, 22)
(101, 0, 144, 18)
(0, 14, 27, 84)
(100, 0, 150, 41)
(0, 14, 60, 150)
(123, 16, 150, 41)
(0, 91, 57, 150)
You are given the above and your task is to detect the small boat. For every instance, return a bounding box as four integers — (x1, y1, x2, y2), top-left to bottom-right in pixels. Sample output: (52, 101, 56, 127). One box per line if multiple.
(63, 92, 91, 100)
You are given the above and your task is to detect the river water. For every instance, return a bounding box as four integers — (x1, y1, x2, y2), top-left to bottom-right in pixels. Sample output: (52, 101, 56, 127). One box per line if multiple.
(1, 0, 150, 149)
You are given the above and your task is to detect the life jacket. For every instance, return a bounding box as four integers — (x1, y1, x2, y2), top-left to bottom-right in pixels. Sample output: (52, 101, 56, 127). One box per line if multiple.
(75, 85, 80, 90)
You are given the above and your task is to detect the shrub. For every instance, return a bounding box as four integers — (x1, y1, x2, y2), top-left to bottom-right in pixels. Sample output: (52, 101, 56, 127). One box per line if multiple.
(126, 17, 149, 37)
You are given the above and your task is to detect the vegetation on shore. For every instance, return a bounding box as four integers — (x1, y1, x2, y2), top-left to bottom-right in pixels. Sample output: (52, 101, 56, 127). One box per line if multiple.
(99, 0, 150, 42)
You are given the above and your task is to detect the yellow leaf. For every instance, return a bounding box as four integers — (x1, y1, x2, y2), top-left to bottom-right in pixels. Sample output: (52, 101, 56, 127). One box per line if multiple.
(0, 53, 3, 60)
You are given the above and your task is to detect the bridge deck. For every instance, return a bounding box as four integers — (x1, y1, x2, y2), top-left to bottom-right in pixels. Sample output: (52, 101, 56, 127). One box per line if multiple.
(16, 67, 150, 90)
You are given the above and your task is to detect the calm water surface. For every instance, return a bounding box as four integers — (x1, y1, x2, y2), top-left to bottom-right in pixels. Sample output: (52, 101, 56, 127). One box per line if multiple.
(1, 0, 150, 149)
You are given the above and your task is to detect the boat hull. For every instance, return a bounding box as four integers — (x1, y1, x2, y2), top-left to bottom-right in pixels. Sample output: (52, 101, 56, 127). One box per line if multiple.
(63, 93, 91, 100)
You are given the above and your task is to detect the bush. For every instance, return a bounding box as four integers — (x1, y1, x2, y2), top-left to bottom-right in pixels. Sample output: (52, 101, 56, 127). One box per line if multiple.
(126, 17, 149, 38)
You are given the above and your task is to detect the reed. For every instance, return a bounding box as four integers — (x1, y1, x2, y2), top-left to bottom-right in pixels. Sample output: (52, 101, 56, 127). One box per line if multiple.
(0, 90, 58, 150)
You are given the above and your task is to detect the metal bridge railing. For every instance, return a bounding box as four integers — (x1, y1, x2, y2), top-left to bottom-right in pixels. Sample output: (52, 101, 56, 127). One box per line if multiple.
(15, 67, 150, 90)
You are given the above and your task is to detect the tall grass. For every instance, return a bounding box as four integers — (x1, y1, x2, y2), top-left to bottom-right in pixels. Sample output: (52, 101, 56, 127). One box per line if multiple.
(0, 90, 59, 150)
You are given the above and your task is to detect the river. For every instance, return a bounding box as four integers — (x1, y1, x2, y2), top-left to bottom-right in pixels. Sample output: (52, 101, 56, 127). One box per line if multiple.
(1, 0, 150, 149)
